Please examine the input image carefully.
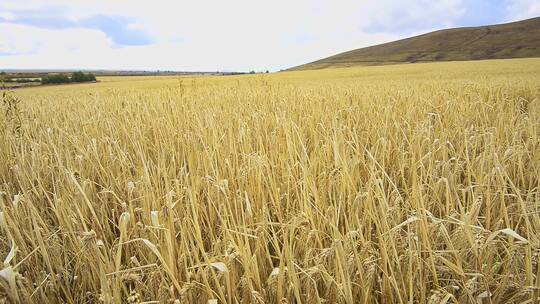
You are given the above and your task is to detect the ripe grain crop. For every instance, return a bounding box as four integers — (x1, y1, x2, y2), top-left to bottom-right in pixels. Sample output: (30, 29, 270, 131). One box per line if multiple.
(1, 58, 540, 303)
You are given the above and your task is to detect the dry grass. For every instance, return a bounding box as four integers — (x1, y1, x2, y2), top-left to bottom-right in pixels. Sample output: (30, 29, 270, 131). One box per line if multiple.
(1, 58, 540, 303)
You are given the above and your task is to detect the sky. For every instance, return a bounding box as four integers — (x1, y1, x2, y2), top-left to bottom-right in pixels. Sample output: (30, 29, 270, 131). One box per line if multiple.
(0, 0, 539, 72)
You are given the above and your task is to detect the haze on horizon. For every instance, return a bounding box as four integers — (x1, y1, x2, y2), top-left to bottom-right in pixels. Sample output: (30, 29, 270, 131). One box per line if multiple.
(1, 0, 539, 72)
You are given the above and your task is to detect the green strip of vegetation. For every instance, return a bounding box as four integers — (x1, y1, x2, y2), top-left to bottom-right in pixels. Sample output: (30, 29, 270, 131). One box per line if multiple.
(41, 72, 96, 84)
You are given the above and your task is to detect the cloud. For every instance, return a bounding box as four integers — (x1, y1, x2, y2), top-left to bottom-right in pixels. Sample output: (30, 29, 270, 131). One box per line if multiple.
(0, 7, 152, 46)
(0, 23, 113, 56)
(361, 0, 467, 33)
(80, 15, 153, 46)
(505, 0, 540, 21)
(0, 27, 401, 71)
(0, 0, 538, 71)
(0, 11, 16, 20)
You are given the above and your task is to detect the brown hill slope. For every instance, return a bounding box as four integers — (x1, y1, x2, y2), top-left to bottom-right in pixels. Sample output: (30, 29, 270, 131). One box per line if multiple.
(290, 17, 540, 70)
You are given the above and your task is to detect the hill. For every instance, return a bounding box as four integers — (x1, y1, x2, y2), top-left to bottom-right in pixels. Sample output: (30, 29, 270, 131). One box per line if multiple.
(290, 17, 540, 70)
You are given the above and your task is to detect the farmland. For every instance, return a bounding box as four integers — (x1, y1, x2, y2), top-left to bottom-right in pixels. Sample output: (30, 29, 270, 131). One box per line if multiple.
(1, 58, 540, 303)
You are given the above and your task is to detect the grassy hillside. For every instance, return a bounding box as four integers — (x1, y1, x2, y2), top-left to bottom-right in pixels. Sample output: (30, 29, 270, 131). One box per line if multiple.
(1, 58, 540, 303)
(291, 17, 540, 70)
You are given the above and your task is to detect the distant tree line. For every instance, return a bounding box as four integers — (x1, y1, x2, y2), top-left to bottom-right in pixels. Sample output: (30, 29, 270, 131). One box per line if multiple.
(2, 78, 40, 83)
(41, 72, 96, 84)
(0, 72, 40, 83)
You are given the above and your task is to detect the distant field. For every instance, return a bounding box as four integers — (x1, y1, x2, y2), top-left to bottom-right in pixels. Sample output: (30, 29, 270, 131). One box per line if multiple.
(1, 58, 539, 303)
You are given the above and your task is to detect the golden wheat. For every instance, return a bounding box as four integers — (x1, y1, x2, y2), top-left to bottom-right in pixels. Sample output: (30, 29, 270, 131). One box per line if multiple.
(1, 58, 540, 303)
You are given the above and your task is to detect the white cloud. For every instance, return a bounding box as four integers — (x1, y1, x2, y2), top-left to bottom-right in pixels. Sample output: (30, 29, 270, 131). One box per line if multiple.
(505, 0, 540, 21)
(0, 11, 16, 20)
(0, 23, 113, 55)
(361, 0, 466, 31)
(0, 0, 532, 71)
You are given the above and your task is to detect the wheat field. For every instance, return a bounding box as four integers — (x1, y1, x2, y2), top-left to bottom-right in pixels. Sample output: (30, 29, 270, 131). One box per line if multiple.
(1, 58, 540, 303)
